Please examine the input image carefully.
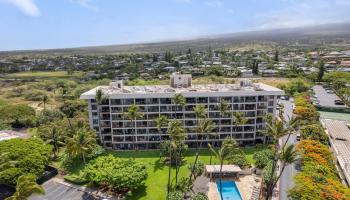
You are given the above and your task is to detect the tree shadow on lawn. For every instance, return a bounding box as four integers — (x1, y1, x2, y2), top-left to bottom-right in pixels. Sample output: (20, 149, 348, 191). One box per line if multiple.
(153, 158, 165, 172)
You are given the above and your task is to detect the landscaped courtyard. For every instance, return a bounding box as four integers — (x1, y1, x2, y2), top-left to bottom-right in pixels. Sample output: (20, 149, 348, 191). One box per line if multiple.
(55, 146, 266, 200)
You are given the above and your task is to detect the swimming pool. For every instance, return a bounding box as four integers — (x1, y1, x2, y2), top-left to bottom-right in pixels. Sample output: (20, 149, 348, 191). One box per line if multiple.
(216, 180, 243, 200)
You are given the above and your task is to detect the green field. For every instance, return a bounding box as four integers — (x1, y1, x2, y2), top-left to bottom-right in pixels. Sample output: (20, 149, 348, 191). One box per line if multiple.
(59, 147, 265, 200)
(5, 71, 84, 79)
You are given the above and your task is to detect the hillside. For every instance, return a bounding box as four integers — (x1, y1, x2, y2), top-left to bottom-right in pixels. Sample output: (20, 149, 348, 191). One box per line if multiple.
(1, 22, 350, 57)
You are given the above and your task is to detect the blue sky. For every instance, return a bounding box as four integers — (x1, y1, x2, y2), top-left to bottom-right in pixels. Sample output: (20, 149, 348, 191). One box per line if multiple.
(1, 0, 350, 50)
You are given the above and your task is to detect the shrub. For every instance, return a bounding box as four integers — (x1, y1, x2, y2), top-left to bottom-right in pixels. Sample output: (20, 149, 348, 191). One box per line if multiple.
(168, 191, 184, 200)
(175, 177, 192, 193)
(23, 89, 47, 101)
(191, 192, 208, 200)
(64, 174, 88, 185)
(0, 138, 52, 185)
(229, 151, 249, 168)
(83, 155, 147, 194)
(188, 160, 204, 177)
(300, 123, 328, 144)
(253, 149, 274, 169)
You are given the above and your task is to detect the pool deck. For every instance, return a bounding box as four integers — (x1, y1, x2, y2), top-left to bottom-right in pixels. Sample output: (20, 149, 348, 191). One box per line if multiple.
(206, 175, 261, 200)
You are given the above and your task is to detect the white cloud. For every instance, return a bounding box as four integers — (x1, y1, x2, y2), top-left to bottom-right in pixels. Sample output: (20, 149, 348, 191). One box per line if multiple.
(4, 0, 40, 17)
(254, 0, 350, 29)
(173, 0, 192, 3)
(69, 0, 98, 12)
(227, 9, 234, 14)
(204, 0, 223, 8)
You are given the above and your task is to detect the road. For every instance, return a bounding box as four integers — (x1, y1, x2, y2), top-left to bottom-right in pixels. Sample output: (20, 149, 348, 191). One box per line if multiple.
(279, 99, 297, 200)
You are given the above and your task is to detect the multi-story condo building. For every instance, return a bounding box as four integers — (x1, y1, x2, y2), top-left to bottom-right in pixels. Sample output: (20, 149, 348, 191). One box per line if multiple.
(80, 73, 284, 150)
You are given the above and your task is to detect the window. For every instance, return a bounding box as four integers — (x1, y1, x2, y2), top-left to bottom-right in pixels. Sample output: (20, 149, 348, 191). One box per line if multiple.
(110, 99, 121, 105)
(123, 99, 134, 105)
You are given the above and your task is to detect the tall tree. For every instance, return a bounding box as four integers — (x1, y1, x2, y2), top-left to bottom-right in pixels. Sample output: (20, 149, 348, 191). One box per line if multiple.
(173, 94, 186, 121)
(66, 127, 97, 164)
(156, 115, 172, 199)
(95, 88, 105, 105)
(208, 138, 239, 200)
(42, 95, 49, 111)
(37, 123, 65, 160)
(263, 115, 298, 200)
(190, 105, 213, 181)
(232, 112, 248, 139)
(274, 50, 279, 62)
(123, 104, 144, 150)
(168, 121, 186, 186)
(6, 174, 44, 200)
(172, 94, 186, 185)
(217, 100, 230, 138)
(317, 60, 325, 82)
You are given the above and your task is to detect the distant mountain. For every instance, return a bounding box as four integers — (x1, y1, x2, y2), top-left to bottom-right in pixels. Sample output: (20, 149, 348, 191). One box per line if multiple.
(1, 22, 350, 57)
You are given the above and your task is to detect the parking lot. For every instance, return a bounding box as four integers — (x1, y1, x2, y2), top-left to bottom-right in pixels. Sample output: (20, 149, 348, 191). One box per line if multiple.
(312, 85, 346, 108)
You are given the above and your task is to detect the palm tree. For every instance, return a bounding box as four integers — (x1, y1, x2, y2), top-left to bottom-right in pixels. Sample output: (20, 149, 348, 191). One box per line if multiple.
(217, 100, 230, 142)
(156, 115, 172, 199)
(273, 144, 298, 187)
(6, 174, 44, 200)
(123, 104, 144, 150)
(42, 95, 49, 111)
(263, 114, 298, 200)
(95, 88, 105, 104)
(173, 94, 186, 119)
(95, 88, 106, 143)
(168, 120, 186, 186)
(45, 126, 64, 160)
(208, 138, 239, 200)
(231, 112, 248, 139)
(190, 105, 213, 181)
(66, 127, 96, 164)
(172, 94, 186, 185)
(155, 115, 169, 134)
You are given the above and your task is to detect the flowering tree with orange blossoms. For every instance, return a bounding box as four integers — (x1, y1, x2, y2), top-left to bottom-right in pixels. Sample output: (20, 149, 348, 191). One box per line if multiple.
(288, 140, 350, 199)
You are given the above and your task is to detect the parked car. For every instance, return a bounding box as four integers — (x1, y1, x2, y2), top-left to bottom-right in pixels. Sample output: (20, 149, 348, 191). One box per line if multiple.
(334, 100, 345, 105)
(296, 133, 301, 141)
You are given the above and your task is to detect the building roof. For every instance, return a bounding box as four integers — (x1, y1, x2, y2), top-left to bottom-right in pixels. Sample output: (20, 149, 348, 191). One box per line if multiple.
(323, 119, 350, 141)
(205, 165, 242, 173)
(80, 82, 284, 99)
(322, 119, 350, 185)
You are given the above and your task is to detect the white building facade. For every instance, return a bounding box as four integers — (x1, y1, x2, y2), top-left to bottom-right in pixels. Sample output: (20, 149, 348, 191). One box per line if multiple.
(80, 74, 284, 150)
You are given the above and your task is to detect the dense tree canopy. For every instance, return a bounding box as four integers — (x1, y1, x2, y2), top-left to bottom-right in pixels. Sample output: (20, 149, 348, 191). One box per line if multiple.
(289, 140, 350, 200)
(300, 123, 328, 145)
(0, 104, 35, 127)
(83, 155, 147, 193)
(0, 138, 52, 185)
(277, 79, 310, 96)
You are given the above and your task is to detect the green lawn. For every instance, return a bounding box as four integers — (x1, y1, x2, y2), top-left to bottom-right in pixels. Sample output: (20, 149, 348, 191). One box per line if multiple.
(110, 147, 264, 200)
(55, 146, 265, 200)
